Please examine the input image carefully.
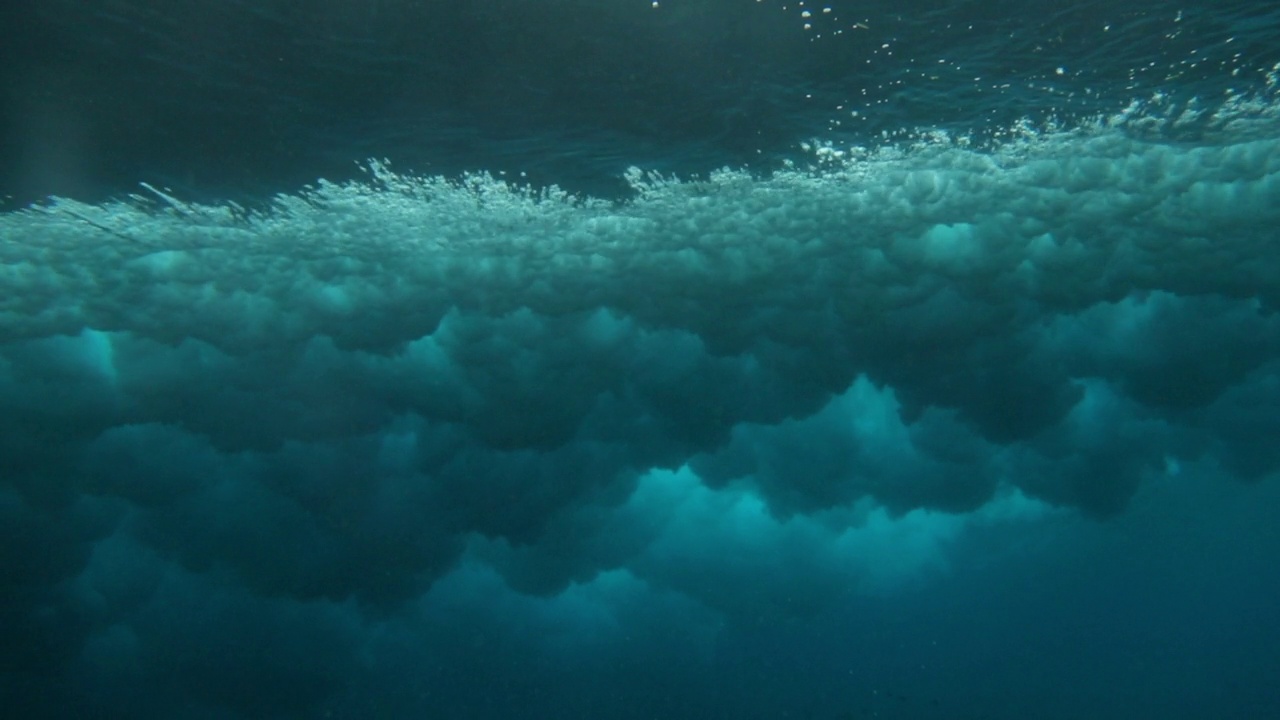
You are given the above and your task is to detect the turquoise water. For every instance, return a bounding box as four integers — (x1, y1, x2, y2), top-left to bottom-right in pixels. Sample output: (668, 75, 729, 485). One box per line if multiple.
(2, 2, 1279, 718)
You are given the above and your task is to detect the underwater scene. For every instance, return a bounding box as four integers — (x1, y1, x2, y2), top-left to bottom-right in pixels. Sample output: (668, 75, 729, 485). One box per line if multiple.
(2, 1, 1279, 718)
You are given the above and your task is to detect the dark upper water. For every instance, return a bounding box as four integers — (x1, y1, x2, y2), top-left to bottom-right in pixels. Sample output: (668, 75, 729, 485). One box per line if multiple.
(2, 2, 1280, 719)
(4, 0, 1277, 204)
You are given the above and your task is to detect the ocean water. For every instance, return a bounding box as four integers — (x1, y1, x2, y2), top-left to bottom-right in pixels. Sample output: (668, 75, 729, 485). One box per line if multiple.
(2, 1, 1279, 719)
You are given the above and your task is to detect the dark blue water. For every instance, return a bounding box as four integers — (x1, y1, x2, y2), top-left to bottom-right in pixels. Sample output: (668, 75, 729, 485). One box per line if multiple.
(2, 1, 1279, 718)
(5, 0, 1277, 205)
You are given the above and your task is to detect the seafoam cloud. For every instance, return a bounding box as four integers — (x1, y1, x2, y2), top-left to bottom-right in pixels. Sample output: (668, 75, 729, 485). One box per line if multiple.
(2, 109, 1279, 716)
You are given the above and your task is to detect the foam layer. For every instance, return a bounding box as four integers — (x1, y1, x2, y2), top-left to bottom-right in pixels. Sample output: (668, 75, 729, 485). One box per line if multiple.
(2, 107, 1278, 614)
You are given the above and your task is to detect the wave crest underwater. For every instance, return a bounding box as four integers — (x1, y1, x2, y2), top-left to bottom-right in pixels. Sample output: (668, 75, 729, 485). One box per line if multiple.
(5, 86, 1279, 543)
(2, 3, 1280, 717)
